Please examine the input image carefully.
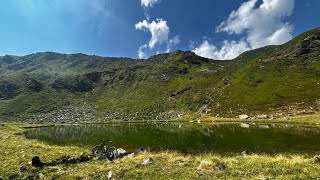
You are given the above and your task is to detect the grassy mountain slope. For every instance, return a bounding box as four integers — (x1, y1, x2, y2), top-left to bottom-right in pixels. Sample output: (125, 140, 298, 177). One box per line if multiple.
(0, 27, 319, 121)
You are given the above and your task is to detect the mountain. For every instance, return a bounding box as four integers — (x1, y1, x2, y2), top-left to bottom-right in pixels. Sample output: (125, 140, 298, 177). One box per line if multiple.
(0, 27, 319, 122)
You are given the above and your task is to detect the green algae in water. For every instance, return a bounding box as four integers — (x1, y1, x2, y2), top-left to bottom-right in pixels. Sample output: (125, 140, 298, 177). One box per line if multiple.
(24, 123, 320, 154)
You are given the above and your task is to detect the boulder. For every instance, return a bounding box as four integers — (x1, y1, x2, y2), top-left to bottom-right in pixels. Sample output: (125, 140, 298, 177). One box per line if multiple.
(79, 152, 92, 162)
(19, 165, 27, 172)
(258, 125, 270, 129)
(255, 114, 268, 119)
(239, 114, 249, 119)
(32, 156, 43, 168)
(116, 148, 126, 156)
(214, 162, 226, 171)
(313, 155, 320, 163)
(142, 157, 153, 166)
(127, 153, 135, 158)
(108, 170, 113, 180)
(283, 116, 292, 120)
(136, 147, 144, 153)
(241, 151, 247, 156)
(39, 173, 45, 179)
(240, 123, 250, 128)
(197, 160, 210, 170)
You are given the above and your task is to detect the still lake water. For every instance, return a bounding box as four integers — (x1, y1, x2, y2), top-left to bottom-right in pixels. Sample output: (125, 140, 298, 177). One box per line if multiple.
(24, 123, 320, 154)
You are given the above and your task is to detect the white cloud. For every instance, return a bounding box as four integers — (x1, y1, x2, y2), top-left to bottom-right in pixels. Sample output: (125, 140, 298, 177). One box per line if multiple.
(138, 44, 148, 59)
(135, 19, 170, 49)
(167, 35, 180, 52)
(193, 40, 250, 60)
(141, 0, 161, 8)
(193, 0, 295, 60)
(136, 1, 180, 58)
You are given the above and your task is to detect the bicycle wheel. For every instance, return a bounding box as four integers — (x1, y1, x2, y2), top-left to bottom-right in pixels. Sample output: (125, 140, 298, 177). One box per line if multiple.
(107, 146, 118, 161)
(92, 146, 103, 160)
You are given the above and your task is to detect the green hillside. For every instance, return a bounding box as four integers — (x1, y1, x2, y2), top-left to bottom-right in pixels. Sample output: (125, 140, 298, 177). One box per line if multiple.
(0, 27, 319, 122)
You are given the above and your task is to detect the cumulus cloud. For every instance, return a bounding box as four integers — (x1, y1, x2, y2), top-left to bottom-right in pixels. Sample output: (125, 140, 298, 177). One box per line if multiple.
(136, 1, 180, 58)
(193, 0, 295, 60)
(141, 0, 161, 8)
(193, 40, 250, 60)
(135, 19, 170, 49)
(167, 35, 180, 52)
(138, 44, 148, 59)
(135, 18, 180, 58)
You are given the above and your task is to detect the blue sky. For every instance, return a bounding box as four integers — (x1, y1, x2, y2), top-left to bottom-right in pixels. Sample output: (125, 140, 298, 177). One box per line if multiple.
(0, 0, 319, 59)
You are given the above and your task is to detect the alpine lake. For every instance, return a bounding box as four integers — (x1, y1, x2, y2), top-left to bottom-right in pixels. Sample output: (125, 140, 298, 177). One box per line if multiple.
(24, 122, 320, 155)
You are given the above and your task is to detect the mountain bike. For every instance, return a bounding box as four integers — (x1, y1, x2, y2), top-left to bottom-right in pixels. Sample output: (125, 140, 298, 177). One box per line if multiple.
(92, 140, 118, 161)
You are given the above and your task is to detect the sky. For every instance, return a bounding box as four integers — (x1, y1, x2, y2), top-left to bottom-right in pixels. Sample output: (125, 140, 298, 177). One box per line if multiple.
(0, 0, 319, 60)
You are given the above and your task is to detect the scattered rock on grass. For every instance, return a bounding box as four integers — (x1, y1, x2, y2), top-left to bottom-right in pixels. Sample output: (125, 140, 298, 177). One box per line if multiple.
(142, 157, 153, 166)
(283, 116, 292, 120)
(258, 125, 270, 129)
(39, 173, 44, 179)
(32, 156, 43, 168)
(256, 114, 268, 119)
(240, 123, 250, 128)
(313, 155, 320, 163)
(19, 165, 27, 172)
(108, 170, 113, 180)
(136, 147, 144, 153)
(117, 148, 126, 156)
(239, 114, 249, 119)
(214, 162, 226, 171)
(1, 136, 9, 139)
(197, 160, 210, 170)
(127, 153, 135, 158)
(79, 152, 92, 162)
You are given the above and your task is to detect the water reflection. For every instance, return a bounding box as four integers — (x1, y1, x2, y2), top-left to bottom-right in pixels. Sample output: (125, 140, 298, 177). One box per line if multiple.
(24, 123, 320, 154)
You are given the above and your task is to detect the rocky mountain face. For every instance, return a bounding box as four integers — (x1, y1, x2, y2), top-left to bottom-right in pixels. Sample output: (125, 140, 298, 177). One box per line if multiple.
(0, 27, 319, 122)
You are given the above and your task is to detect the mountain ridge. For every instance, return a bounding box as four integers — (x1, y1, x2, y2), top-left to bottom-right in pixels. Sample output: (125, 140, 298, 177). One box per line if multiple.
(0, 27, 319, 122)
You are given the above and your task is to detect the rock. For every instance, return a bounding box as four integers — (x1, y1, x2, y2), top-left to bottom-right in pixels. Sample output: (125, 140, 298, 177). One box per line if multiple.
(32, 156, 43, 168)
(20, 165, 27, 172)
(39, 173, 45, 179)
(117, 148, 126, 156)
(197, 119, 201, 123)
(239, 114, 249, 119)
(283, 116, 292, 120)
(240, 123, 250, 128)
(127, 153, 135, 158)
(313, 155, 320, 163)
(67, 157, 77, 163)
(241, 151, 247, 156)
(258, 125, 270, 129)
(79, 152, 92, 162)
(199, 105, 211, 117)
(255, 114, 268, 119)
(1, 136, 9, 139)
(136, 147, 144, 153)
(142, 157, 153, 166)
(107, 170, 113, 180)
(214, 162, 226, 171)
(197, 160, 210, 170)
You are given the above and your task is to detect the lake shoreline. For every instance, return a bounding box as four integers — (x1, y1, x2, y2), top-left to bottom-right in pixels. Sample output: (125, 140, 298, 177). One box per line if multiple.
(1, 122, 320, 179)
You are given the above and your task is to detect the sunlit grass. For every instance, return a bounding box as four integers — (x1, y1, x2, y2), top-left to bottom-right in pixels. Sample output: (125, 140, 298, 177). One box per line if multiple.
(1, 121, 320, 179)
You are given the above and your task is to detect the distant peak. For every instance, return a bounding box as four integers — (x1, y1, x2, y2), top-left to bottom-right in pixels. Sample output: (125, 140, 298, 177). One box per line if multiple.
(170, 50, 197, 56)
